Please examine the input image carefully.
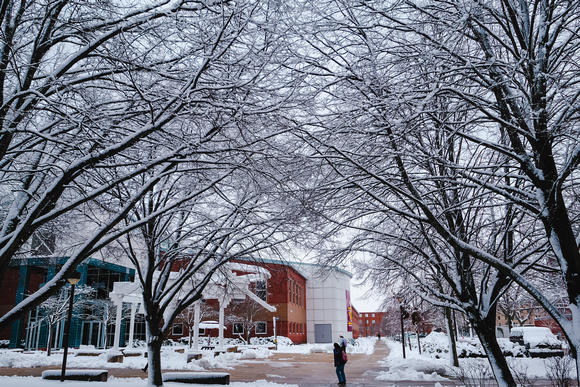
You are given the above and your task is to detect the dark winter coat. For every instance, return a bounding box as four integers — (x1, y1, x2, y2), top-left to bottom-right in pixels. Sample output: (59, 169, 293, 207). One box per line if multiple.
(333, 346, 346, 367)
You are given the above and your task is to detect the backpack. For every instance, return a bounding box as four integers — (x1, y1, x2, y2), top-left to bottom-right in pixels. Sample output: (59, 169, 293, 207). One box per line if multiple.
(342, 350, 348, 362)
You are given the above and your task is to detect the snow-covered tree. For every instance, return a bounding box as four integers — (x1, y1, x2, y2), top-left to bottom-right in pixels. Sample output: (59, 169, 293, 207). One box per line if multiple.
(227, 297, 270, 344)
(284, 0, 580, 385)
(35, 285, 93, 356)
(177, 302, 214, 349)
(0, 0, 298, 341)
(83, 298, 118, 350)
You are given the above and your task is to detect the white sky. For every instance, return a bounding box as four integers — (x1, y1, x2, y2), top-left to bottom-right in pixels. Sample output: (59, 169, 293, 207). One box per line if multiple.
(350, 283, 383, 313)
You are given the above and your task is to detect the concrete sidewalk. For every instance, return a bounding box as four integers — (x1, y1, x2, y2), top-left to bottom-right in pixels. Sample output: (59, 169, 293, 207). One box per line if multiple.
(226, 339, 392, 386)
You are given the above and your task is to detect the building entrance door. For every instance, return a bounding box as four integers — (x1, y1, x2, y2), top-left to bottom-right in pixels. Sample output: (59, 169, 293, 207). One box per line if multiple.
(314, 323, 332, 343)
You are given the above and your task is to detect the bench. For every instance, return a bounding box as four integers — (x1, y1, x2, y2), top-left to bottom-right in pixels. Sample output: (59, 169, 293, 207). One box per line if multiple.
(75, 350, 101, 356)
(42, 369, 108, 382)
(201, 346, 215, 350)
(123, 350, 144, 357)
(107, 353, 124, 363)
(186, 352, 203, 362)
(162, 372, 230, 384)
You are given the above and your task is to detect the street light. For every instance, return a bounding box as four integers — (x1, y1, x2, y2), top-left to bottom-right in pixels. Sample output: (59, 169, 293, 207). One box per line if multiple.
(61, 271, 81, 382)
(396, 297, 406, 359)
(273, 317, 279, 350)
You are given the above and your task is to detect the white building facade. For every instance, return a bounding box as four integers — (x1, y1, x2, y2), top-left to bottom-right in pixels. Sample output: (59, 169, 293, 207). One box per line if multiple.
(294, 263, 353, 344)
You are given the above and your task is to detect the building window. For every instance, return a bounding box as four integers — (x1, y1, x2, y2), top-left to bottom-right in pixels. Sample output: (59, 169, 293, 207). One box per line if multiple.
(371, 313, 375, 317)
(233, 323, 244, 334)
(172, 323, 184, 336)
(255, 322, 267, 334)
(256, 280, 267, 301)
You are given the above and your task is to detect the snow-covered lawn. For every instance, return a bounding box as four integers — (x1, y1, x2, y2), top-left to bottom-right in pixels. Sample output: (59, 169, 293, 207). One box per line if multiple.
(0, 334, 576, 386)
(378, 332, 576, 383)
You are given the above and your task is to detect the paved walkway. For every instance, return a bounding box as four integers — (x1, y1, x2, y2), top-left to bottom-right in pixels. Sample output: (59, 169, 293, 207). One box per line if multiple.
(227, 340, 392, 386)
(0, 340, 462, 386)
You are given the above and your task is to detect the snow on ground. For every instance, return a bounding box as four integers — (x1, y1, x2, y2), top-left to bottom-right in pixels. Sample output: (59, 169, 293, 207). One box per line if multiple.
(0, 334, 575, 386)
(0, 377, 297, 387)
(378, 332, 576, 383)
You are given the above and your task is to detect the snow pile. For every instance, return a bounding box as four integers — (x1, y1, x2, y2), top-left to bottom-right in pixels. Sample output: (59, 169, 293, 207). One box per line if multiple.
(250, 336, 293, 347)
(378, 338, 449, 381)
(276, 337, 375, 355)
(238, 347, 272, 359)
(420, 332, 526, 358)
(0, 376, 299, 387)
(381, 333, 577, 382)
(349, 337, 376, 355)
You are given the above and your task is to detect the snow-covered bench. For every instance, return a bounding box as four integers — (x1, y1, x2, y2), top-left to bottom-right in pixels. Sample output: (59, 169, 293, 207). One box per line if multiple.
(42, 369, 108, 382)
(162, 372, 230, 384)
(122, 348, 145, 357)
(186, 352, 203, 362)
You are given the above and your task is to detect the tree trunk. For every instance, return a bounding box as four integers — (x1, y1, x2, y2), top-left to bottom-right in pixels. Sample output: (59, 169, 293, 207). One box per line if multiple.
(147, 333, 164, 387)
(416, 329, 421, 354)
(46, 324, 53, 357)
(445, 307, 459, 367)
(471, 314, 515, 387)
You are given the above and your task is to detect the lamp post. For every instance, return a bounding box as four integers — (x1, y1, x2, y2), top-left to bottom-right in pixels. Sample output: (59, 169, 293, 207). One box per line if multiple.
(61, 272, 81, 382)
(397, 297, 406, 359)
(273, 317, 279, 350)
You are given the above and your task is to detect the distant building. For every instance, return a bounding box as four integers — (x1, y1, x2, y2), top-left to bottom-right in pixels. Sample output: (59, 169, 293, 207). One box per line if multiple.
(351, 306, 360, 339)
(359, 311, 385, 337)
(0, 257, 134, 349)
(167, 258, 356, 345)
(2, 255, 358, 349)
(496, 301, 571, 339)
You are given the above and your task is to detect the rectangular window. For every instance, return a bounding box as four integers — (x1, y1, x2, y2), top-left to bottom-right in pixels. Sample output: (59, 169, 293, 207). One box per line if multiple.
(172, 323, 183, 336)
(233, 323, 244, 334)
(255, 322, 267, 334)
(256, 280, 267, 301)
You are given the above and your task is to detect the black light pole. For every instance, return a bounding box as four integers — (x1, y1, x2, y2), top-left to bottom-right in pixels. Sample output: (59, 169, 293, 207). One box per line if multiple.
(397, 297, 406, 359)
(61, 272, 81, 382)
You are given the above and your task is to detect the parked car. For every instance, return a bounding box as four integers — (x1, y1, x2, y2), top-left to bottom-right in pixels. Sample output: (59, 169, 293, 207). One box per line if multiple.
(509, 327, 563, 358)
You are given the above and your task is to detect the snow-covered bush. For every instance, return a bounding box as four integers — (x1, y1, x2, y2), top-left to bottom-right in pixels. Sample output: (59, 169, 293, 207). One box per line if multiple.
(249, 336, 293, 347)
(545, 356, 575, 387)
(420, 332, 450, 358)
(420, 332, 526, 359)
(498, 338, 527, 357)
(450, 360, 494, 387)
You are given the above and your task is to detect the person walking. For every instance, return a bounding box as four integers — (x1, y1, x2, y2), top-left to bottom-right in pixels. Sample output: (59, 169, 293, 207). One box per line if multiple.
(333, 342, 347, 385)
(339, 335, 348, 351)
